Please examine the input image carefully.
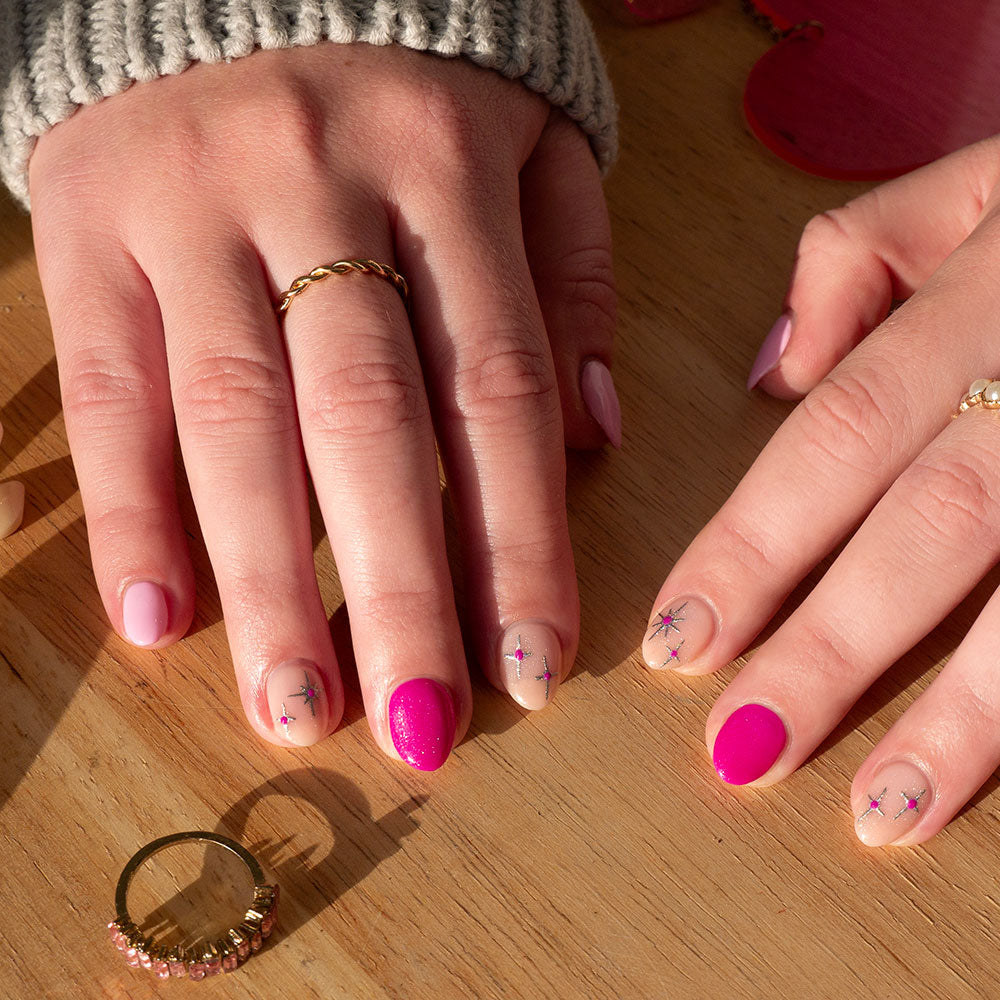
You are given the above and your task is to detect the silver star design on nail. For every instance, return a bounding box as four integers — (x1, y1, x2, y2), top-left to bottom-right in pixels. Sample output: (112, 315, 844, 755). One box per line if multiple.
(892, 788, 925, 821)
(535, 655, 555, 700)
(857, 787, 887, 822)
(275, 703, 297, 736)
(504, 635, 531, 679)
(289, 670, 322, 717)
(657, 639, 685, 668)
(647, 602, 687, 642)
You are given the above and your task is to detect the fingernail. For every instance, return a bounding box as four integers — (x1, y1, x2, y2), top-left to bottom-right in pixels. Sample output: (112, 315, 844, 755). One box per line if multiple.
(642, 596, 716, 670)
(266, 658, 329, 747)
(122, 580, 168, 646)
(747, 313, 793, 390)
(498, 620, 562, 710)
(389, 678, 456, 771)
(0, 480, 25, 538)
(854, 760, 932, 847)
(712, 703, 787, 785)
(580, 359, 622, 449)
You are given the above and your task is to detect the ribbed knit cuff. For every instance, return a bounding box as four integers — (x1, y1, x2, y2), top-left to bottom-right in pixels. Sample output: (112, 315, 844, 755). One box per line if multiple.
(0, 0, 617, 210)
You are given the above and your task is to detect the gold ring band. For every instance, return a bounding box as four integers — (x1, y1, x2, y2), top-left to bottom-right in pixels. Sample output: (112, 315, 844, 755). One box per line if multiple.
(276, 258, 410, 315)
(955, 378, 1000, 416)
(107, 831, 279, 980)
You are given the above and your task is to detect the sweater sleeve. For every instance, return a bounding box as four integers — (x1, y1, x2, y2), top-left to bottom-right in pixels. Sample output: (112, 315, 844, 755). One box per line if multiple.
(0, 0, 617, 209)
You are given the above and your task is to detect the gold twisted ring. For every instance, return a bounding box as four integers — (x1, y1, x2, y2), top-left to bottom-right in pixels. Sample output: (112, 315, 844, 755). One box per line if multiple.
(276, 258, 410, 315)
(107, 831, 279, 980)
(955, 378, 1000, 416)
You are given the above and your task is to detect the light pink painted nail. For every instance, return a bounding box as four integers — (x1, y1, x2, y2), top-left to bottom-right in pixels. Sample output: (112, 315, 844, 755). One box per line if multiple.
(266, 658, 328, 747)
(581, 359, 622, 448)
(122, 580, 168, 646)
(712, 703, 787, 785)
(389, 678, 456, 771)
(498, 620, 561, 710)
(747, 313, 793, 390)
(854, 759, 932, 847)
(642, 596, 716, 671)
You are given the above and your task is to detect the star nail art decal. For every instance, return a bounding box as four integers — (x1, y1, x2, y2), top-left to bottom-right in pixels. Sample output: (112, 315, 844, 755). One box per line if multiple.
(657, 639, 685, 668)
(535, 655, 554, 700)
(857, 787, 887, 822)
(276, 704, 296, 736)
(504, 635, 532, 679)
(648, 602, 687, 641)
(892, 788, 925, 821)
(289, 670, 322, 717)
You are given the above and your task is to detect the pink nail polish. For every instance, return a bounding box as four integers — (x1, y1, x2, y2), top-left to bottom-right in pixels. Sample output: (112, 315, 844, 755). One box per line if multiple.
(266, 658, 329, 747)
(747, 313, 793, 390)
(642, 596, 716, 671)
(122, 580, 168, 646)
(712, 703, 787, 785)
(580, 359, 622, 449)
(389, 678, 456, 771)
(498, 620, 562, 710)
(854, 759, 932, 847)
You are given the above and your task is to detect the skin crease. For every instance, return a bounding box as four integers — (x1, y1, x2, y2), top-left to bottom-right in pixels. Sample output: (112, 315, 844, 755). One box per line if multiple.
(648, 133, 1000, 844)
(28, 42, 616, 764)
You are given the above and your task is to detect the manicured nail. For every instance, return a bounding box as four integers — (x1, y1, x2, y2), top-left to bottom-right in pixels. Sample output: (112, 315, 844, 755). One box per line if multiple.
(580, 359, 622, 448)
(642, 596, 716, 670)
(0, 481, 25, 538)
(854, 759, 932, 847)
(747, 313, 793, 390)
(712, 703, 787, 785)
(121, 580, 168, 646)
(389, 678, 456, 771)
(266, 658, 328, 747)
(498, 620, 561, 710)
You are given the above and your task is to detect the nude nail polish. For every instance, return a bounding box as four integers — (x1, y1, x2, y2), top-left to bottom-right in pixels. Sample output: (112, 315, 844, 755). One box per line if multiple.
(747, 313, 793, 390)
(389, 678, 456, 771)
(122, 580, 168, 646)
(642, 596, 716, 670)
(854, 760, 932, 847)
(266, 658, 328, 747)
(712, 703, 787, 785)
(498, 621, 561, 710)
(580, 359, 622, 448)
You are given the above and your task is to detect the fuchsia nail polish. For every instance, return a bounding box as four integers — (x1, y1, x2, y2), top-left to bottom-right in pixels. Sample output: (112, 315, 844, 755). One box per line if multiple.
(389, 679, 456, 771)
(712, 703, 787, 785)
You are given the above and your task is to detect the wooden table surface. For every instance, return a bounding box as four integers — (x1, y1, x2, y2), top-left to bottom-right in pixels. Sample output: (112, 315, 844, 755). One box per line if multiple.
(2, 3, 997, 998)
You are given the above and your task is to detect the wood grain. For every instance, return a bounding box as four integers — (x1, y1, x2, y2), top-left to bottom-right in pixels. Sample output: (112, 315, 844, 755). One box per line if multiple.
(1, 3, 996, 998)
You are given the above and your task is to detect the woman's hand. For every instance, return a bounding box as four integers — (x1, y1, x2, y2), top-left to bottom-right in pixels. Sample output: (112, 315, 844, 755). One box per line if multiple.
(29, 42, 617, 767)
(644, 134, 1000, 845)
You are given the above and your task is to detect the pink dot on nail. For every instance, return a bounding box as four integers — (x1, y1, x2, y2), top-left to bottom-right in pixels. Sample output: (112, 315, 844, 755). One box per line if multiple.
(870, 800, 879, 810)
(280, 716, 288, 725)
(664, 616, 673, 624)
(307, 688, 315, 697)
(907, 799, 917, 809)
(514, 649, 524, 661)
(670, 649, 679, 658)
(543, 671, 551, 680)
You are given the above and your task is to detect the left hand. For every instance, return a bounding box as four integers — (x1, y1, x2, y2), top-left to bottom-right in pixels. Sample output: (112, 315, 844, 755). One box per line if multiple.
(644, 133, 1000, 846)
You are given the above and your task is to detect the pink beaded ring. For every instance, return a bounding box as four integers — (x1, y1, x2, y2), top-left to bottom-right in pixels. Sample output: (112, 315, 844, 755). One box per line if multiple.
(108, 831, 279, 980)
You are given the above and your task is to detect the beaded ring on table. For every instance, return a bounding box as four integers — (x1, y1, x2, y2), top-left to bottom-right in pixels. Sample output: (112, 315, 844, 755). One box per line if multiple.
(107, 831, 279, 980)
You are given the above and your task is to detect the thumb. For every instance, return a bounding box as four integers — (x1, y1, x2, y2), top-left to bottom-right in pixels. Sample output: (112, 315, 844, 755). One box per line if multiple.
(520, 109, 620, 449)
(750, 134, 1000, 398)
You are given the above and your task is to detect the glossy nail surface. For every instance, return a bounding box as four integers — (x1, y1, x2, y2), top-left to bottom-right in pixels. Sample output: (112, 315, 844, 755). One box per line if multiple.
(642, 596, 716, 670)
(747, 313, 793, 390)
(266, 658, 328, 747)
(580, 359, 622, 448)
(122, 580, 168, 646)
(389, 678, 456, 771)
(854, 759, 932, 847)
(0, 480, 25, 538)
(712, 703, 787, 785)
(499, 621, 561, 710)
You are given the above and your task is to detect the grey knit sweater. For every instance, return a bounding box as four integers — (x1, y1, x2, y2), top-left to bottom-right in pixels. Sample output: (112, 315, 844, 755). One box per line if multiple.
(0, 0, 616, 209)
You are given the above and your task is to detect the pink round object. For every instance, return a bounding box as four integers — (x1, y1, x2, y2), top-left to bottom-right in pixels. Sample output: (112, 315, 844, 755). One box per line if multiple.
(307, 688, 315, 697)
(908, 799, 918, 809)
(870, 801, 879, 810)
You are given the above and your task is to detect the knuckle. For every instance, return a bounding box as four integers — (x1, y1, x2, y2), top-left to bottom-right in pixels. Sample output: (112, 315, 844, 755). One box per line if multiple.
(713, 513, 779, 580)
(796, 370, 903, 477)
(798, 207, 855, 259)
(548, 246, 617, 335)
(302, 354, 424, 440)
(178, 353, 293, 435)
(796, 620, 861, 690)
(898, 451, 1000, 551)
(61, 352, 160, 426)
(449, 337, 558, 426)
(953, 674, 1000, 733)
